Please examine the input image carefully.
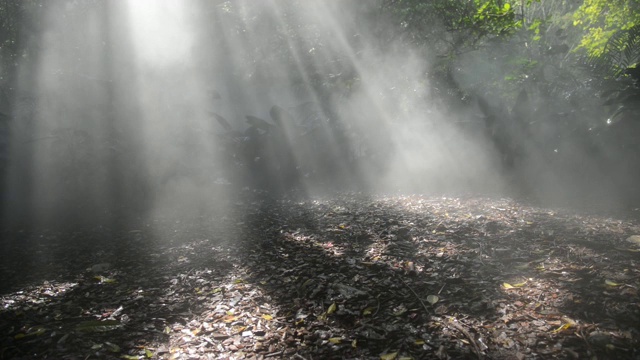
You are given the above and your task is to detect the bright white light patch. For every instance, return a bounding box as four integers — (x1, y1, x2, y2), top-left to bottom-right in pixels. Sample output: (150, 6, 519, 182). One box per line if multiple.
(126, 0, 194, 67)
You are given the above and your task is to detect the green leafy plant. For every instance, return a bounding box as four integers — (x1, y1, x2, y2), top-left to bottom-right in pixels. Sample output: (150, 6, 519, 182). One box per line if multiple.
(590, 25, 640, 124)
(589, 24, 640, 76)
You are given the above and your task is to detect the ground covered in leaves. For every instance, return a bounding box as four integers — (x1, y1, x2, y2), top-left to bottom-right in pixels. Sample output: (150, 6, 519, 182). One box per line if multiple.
(1, 193, 640, 359)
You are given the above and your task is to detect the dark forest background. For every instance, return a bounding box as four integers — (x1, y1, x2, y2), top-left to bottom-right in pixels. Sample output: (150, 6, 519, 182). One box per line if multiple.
(0, 0, 639, 229)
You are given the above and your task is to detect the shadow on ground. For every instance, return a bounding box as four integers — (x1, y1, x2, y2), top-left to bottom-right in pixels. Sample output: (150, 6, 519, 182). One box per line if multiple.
(1, 192, 639, 359)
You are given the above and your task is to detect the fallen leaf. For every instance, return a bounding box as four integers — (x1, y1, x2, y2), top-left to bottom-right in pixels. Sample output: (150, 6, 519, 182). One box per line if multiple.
(512, 280, 527, 287)
(93, 275, 117, 284)
(14, 326, 46, 339)
(380, 352, 398, 360)
(327, 302, 337, 314)
(562, 316, 577, 326)
(222, 315, 238, 323)
(605, 280, 621, 287)
(363, 306, 376, 315)
(552, 323, 573, 333)
(231, 325, 246, 334)
(301, 278, 314, 288)
(105, 342, 120, 352)
(393, 308, 407, 316)
(626, 235, 640, 245)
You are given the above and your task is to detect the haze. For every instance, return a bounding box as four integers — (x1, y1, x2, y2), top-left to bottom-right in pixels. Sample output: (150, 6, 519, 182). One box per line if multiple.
(0, 0, 636, 231)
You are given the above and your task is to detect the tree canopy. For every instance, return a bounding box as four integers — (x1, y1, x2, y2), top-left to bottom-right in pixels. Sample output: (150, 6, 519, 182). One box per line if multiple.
(0, 0, 639, 208)
(573, 0, 640, 57)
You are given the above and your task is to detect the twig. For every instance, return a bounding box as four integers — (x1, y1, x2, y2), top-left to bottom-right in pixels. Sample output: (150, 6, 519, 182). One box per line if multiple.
(265, 350, 284, 358)
(448, 317, 483, 359)
(372, 293, 381, 317)
(399, 278, 432, 316)
(575, 329, 594, 355)
(201, 336, 216, 346)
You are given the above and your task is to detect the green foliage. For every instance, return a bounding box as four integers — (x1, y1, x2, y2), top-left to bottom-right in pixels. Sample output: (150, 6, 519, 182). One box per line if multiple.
(573, 0, 640, 57)
(382, 0, 523, 55)
(452, 0, 584, 106)
(527, 18, 544, 41)
(472, 0, 522, 35)
(589, 24, 640, 76)
(590, 25, 640, 125)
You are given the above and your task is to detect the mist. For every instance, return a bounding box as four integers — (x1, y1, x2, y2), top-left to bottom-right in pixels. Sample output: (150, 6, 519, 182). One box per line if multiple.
(2, 2, 640, 359)
(0, 0, 636, 230)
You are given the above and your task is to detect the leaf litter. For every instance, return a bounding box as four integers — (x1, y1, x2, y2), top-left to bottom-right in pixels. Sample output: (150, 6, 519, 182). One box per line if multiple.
(0, 193, 639, 359)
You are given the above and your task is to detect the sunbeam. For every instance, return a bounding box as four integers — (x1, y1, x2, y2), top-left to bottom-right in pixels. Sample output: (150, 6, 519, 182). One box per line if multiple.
(1, 1, 639, 358)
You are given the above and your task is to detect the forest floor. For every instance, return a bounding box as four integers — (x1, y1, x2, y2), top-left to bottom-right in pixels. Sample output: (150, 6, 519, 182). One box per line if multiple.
(1, 192, 640, 359)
